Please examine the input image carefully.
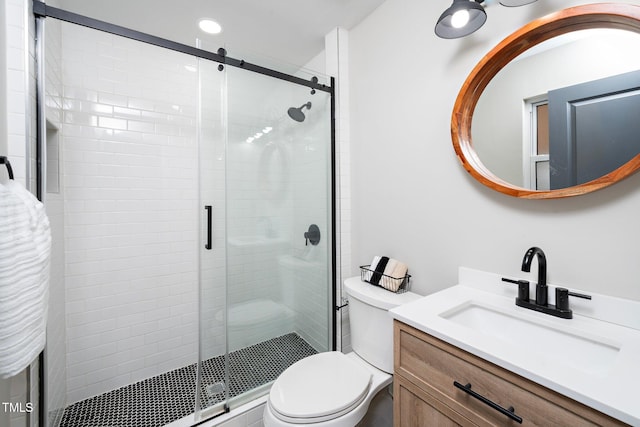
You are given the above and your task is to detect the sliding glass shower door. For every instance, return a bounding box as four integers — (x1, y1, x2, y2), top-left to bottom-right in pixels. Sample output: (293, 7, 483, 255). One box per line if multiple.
(196, 55, 228, 419)
(197, 62, 333, 418)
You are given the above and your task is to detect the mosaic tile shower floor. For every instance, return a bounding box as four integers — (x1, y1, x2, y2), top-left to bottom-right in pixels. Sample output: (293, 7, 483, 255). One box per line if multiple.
(60, 333, 317, 427)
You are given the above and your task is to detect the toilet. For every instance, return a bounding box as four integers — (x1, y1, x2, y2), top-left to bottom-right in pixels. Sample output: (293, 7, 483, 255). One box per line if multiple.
(263, 276, 421, 426)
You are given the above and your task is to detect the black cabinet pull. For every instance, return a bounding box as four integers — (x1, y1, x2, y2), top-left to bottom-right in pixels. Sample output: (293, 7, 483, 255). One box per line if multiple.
(205, 205, 212, 250)
(453, 381, 523, 424)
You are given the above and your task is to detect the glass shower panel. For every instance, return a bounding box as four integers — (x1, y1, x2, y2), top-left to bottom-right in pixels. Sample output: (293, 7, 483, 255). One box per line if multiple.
(195, 56, 228, 420)
(47, 20, 210, 427)
(223, 65, 333, 409)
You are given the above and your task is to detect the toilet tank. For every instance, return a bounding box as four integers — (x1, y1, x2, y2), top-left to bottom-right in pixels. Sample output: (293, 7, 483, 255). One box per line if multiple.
(344, 277, 421, 373)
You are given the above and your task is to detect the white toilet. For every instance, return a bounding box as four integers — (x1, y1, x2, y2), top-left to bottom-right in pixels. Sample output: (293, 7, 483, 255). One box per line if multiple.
(263, 276, 421, 426)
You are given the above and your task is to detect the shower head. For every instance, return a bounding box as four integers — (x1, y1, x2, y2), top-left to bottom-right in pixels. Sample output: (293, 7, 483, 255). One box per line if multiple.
(287, 102, 312, 122)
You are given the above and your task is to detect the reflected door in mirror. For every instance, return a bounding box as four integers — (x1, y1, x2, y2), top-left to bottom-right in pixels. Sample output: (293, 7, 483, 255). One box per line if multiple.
(548, 69, 640, 189)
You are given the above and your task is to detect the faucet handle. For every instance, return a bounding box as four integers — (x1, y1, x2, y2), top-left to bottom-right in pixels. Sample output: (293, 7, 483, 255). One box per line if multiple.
(568, 290, 592, 300)
(555, 288, 592, 311)
(501, 277, 530, 301)
(555, 288, 570, 311)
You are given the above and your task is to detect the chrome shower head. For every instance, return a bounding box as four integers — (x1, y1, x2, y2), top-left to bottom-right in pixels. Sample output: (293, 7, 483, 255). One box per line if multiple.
(287, 102, 312, 122)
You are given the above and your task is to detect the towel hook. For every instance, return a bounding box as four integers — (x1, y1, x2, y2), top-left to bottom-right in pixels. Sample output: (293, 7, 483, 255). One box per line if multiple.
(0, 156, 14, 180)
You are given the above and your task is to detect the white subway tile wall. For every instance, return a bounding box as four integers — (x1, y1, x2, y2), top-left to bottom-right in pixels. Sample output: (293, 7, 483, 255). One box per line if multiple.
(44, 13, 68, 427)
(60, 23, 201, 404)
(5, 0, 28, 181)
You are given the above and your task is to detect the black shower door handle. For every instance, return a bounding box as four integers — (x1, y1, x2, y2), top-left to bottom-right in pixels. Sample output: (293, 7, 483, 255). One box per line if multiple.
(205, 205, 212, 250)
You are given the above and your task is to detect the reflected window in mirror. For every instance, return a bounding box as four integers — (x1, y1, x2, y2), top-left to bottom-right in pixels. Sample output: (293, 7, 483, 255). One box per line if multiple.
(524, 99, 549, 191)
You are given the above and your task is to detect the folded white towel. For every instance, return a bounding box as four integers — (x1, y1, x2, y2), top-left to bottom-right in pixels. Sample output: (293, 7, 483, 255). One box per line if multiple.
(365, 255, 381, 283)
(0, 181, 51, 378)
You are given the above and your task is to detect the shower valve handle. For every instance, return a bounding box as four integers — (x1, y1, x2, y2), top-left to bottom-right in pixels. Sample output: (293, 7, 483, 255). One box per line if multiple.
(304, 224, 320, 246)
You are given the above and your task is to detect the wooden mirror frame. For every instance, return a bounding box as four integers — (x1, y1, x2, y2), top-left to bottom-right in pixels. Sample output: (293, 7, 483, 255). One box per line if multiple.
(452, 3, 640, 199)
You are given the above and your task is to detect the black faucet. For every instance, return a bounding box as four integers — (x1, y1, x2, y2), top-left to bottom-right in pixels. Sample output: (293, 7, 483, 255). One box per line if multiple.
(501, 246, 591, 319)
(521, 246, 547, 306)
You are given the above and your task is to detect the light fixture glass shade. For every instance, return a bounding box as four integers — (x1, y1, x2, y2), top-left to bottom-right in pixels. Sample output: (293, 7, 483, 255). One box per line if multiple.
(435, 0, 487, 39)
(499, 0, 538, 6)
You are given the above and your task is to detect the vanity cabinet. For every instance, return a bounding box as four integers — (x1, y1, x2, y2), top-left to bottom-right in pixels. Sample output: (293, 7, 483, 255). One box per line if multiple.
(393, 321, 627, 426)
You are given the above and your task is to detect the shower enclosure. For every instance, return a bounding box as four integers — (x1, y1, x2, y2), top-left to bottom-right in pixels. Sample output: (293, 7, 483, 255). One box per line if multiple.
(37, 3, 335, 426)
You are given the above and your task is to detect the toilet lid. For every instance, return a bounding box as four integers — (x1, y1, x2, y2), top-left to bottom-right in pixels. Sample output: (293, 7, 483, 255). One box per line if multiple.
(269, 352, 372, 422)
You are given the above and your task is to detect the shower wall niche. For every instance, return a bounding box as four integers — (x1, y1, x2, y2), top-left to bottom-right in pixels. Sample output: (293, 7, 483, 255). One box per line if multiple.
(43, 12, 333, 426)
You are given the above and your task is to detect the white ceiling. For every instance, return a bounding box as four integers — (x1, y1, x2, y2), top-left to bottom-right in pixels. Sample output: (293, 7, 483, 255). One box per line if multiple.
(58, 0, 387, 69)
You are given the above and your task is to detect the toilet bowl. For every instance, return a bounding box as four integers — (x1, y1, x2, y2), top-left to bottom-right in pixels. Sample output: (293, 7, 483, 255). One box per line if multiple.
(263, 352, 391, 427)
(263, 277, 421, 426)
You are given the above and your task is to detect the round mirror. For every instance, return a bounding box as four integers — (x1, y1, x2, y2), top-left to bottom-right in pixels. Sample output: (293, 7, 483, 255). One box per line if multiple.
(452, 3, 640, 199)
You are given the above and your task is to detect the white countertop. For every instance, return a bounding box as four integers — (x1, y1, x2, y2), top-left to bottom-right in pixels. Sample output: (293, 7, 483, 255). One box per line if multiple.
(389, 267, 640, 425)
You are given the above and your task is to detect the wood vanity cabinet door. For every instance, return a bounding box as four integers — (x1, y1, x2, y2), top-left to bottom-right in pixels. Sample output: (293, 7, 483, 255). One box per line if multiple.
(395, 375, 484, 427)
(393, 321, 627, 427)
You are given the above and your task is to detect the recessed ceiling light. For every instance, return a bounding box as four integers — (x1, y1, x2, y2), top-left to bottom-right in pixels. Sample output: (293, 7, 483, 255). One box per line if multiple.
(198, 18, 222, 35)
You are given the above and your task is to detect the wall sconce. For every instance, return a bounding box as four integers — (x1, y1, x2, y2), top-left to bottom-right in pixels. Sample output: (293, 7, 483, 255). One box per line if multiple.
(435, 0, 486, 39)
(435, 0, 538, 39)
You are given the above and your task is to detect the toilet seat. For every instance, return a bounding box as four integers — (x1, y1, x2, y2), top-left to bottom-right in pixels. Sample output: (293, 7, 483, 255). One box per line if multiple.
(268, 352, 372, 424)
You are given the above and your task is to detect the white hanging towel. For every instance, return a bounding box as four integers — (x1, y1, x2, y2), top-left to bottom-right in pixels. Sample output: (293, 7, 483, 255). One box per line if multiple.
(0, 181, 51, 378)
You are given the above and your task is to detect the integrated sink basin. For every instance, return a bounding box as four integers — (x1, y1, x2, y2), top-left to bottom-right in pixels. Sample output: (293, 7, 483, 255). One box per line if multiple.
(389, 267, 640, 425)
(440, 302, 620, 375)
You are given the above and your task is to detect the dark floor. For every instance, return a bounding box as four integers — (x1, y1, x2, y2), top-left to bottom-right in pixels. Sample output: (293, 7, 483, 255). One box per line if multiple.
(60, 333, 317, 427)
(358, 386, 394, 427)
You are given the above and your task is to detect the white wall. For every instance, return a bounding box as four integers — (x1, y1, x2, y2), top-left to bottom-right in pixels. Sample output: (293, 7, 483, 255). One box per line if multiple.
(349, 0, 640, 302)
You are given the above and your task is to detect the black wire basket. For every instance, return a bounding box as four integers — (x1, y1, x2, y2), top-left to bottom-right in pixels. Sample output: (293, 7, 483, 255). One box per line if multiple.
(360, 265, 411, 293)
